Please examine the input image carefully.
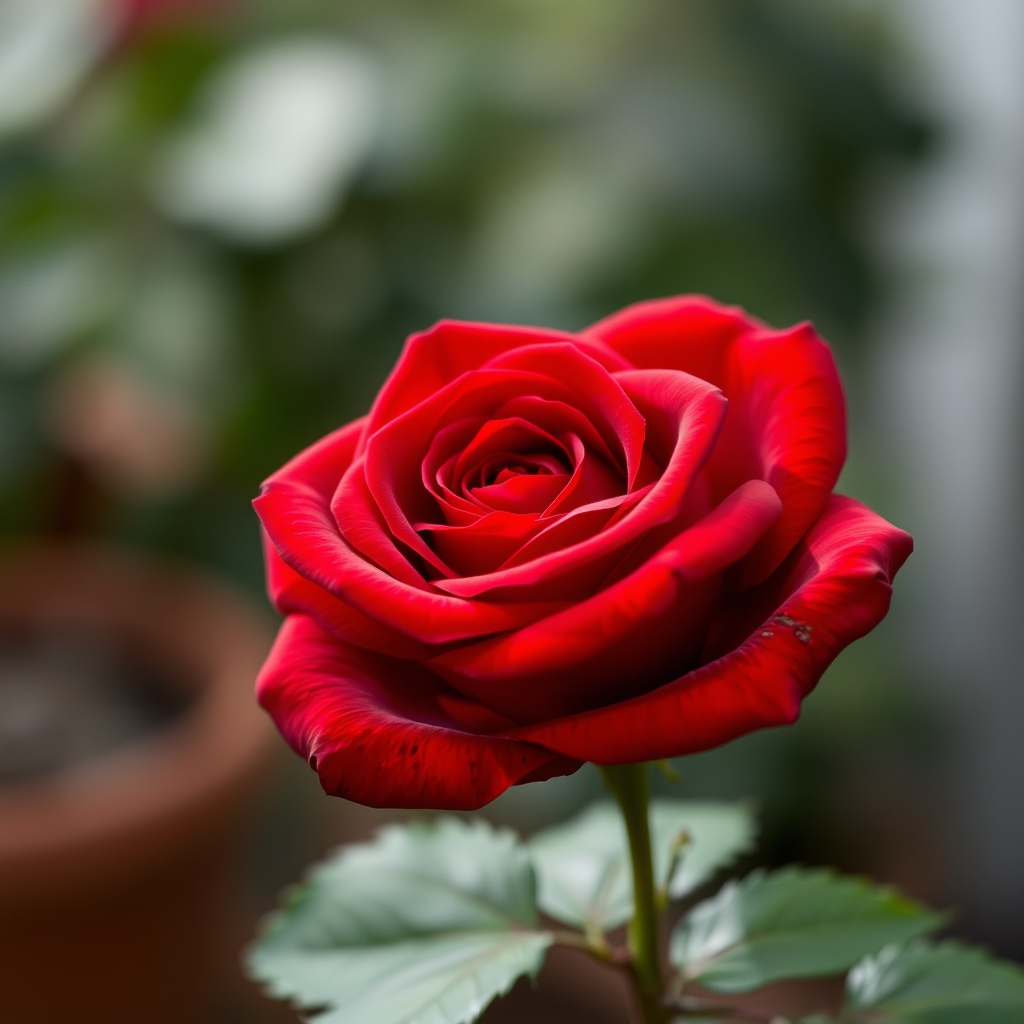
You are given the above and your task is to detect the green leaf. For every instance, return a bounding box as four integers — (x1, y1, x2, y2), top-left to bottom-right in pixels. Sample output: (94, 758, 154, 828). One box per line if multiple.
(247, 818, 553, 1024)
(529, 799, 756, 934)
(671, 868, 941, 994)
(843, 940, 1024, 1023)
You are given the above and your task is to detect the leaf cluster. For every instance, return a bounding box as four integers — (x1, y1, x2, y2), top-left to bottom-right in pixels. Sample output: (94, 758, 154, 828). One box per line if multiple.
(248, 803, 1024, 1024)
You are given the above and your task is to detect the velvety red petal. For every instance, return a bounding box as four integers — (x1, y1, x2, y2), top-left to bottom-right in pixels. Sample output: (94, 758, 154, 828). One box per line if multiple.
(432, 480, 782, 723)
(470, 472, 567, 514)
(485, 343, 646, 488)
(541, 435, 624, 517)
(335, 456, 455, 581)
(586, 295, 757, 381)
(256, 425, 568, 643)
(263, 531, 435, 660)
(452, 417, 567, 485)
(434, 369, 726, 598)
(507, 496, 911, 763)
(362, 368, 581, 578)
(354, 460, 457, 580)
(363, 320, 585, 449)
(497, 395, 624, 472)
(362, 346, 649, 589)
(421, 420, 489, 523)
(422, 510, 547, 578)
(586, 295, 846, 585)
(257, 615, 580, 809)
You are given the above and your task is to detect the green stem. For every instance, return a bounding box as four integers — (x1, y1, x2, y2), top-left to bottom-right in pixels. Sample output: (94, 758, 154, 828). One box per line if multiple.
(601, 763, 671, 1024)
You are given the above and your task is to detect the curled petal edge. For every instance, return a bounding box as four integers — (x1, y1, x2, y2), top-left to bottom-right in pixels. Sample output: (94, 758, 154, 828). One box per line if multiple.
(505, 495, 912, 764)
(256, 614, 581, 810)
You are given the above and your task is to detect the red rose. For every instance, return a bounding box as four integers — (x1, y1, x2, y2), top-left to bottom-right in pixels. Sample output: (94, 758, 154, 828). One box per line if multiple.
(255, 296, 911, 810)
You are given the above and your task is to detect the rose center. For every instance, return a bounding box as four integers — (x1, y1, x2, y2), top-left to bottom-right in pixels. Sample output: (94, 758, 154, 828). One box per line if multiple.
(489, 462, 547, 485)
(471, 450, 569, 490)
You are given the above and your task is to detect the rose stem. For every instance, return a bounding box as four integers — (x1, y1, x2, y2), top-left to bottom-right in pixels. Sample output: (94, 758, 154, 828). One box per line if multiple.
(600, 763, 672, 1024)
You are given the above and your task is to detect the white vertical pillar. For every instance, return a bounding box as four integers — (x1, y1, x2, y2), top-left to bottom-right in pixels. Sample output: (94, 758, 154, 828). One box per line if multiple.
(872, 0, 1024, 952)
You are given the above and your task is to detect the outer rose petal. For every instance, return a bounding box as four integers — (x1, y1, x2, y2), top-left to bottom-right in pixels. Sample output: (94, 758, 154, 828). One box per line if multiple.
(506, 496, 912, 763)
(263, 532, 436, 660)
(257, 615, 580, 809)
(586, 295, 846, 586)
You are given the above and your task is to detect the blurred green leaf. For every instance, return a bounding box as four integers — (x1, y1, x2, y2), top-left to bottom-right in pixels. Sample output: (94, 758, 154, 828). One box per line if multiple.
(842, 941, 1024, 1023)
(530, 799, 756, 934)
(672, 868, 941, 994)
(0, 238, 124, 369)
(248, 818, 552, 1024)
(111, 242, 236, 400)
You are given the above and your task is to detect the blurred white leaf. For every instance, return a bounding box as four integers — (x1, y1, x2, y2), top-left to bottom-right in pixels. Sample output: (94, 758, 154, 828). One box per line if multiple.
(152, 40, 380, 245)
(0, 0, 113, 137)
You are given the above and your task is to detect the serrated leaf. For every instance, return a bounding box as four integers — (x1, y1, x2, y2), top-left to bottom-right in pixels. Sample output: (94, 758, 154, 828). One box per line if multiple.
(529, 799, 756, 934)
(671, 868, 941, 994)
(844, 940, 1024, 1023)
(248, 818, 553, 1024)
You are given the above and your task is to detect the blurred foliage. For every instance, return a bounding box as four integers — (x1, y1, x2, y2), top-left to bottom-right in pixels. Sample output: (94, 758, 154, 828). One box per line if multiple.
(0, 0, 937, 866)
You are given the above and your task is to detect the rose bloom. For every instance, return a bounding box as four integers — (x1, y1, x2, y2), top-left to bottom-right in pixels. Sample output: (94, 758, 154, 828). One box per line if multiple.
(255, 296, 911, 809)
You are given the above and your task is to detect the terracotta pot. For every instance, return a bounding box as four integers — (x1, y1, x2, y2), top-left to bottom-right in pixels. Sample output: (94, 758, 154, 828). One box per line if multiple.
(0, 544, 274, 1024)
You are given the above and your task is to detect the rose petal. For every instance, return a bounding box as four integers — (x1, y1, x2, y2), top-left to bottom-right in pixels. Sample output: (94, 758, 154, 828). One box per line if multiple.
(421, 419, 489, 522)
(484, 343, 646, 489)
(264, 531, 435, 660)
(422, 510, 549, 578)
(257, 615, 580, 809)
(363, 346, 646, 586)
(256, 419, 568, 643)
(497, 395, 624, 471)
(363, 320, 586, 448)
(470, 472, 568, 514)
(419, 398, 624, 527)
(432, 479, 782, 723)
(434, 368, 726, 598)
(586, 295, 846, 585)
(423, 420, 571, 520)
(363, 367, 586, 578)
(541, 434, 625, 517)
(507, 496, 911, 762)
(452, 417, 569, 488)
(586, 295, 752, 381)
(496, 488, 641, 570)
